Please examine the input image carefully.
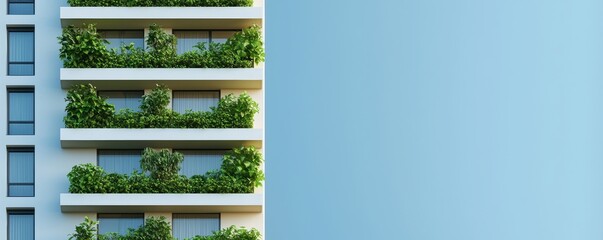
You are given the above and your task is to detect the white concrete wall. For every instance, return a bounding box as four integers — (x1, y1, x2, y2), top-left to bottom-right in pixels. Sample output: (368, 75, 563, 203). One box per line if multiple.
(0, 0, 264, 239)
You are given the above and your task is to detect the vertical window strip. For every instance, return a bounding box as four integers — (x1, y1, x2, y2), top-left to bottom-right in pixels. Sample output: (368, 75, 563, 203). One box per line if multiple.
(98, 150, 142, 175)
(172, 91, 220, 114)
(177, 150, 225, 177)
(7, 28, 34, 76)
(98, 213, 144, 236)
(7, 88, 34, 135)
(7, 148, 34, 197)
(8, 210, 34, 240)
(172, 214, 220, 239)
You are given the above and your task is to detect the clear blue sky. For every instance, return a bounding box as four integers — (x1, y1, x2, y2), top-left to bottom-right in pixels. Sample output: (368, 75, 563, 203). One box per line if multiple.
(267, 0, 603, 239)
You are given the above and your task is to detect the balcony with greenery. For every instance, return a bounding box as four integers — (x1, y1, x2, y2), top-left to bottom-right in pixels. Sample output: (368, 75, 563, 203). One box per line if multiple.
(67, 0, 254, 7)
(70, 217, 261, 240)
(59, 24, 264, 68)
(64, 84, 258, 129)
(68, 146, 264, 194)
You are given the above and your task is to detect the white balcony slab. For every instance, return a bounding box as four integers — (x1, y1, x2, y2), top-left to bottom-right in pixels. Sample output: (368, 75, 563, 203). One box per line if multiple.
(60, 68, 263, 90)
(60, 7, 263, 29)
(61, 193, 263, 213)
(60, 128, 263, 149)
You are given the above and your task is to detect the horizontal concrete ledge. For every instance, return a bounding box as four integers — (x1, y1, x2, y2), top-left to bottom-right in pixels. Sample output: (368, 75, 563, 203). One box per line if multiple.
(60, 68, 263, 90)
(60, 193, 263, 213)
(60, 7, 262, 29)
(60, 128, 263, 149)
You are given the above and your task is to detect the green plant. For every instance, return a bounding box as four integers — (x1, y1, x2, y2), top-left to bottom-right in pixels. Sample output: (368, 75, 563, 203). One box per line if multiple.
(191, 226, 261, 240)
(64, 84, 259, 129)
(140, 148, 184, 180)
(67, 146, 264, 194)
(64, 84, 115, 128)
(69, 217, 99, 240)
(67, 0, 253, 7)
(59, 24, 264, 68)
(69, 218, 260, 240)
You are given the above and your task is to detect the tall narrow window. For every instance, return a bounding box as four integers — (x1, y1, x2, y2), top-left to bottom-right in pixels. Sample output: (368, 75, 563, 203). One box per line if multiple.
(7, 148, 34, 197)
(177, 150, 225, 177)
(98, 91, 143, 112)
(172, 91, 219, 114)
(8, 0, 34, 15)
(8, 210, 34, 240)
(173, 31, 209, 54)
(98, 30, 144, 52)
(172, 214, 219, 239)
(8, 28, 34, 76)
(98, 150, 142, 175)
(8, 88, 34, 135)
(98, 214, 143, 236)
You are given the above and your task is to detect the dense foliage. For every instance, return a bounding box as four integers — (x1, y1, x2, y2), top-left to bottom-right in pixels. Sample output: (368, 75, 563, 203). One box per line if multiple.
(58, 24, 264, 68)
(67, 0, 253, 7)
(64, 84, 259, 128)
(67, 146, 264, 194)
(70, 217, 261, 240)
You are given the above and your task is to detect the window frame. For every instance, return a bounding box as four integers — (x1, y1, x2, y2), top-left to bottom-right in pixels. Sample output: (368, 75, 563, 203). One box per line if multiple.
(171, 90, 221, 114)
(7, 27, 35, 76)
(7, 147, 35, 197)
(172, 29, 241, 54)
(7, 209, 35, 240)
(171, 213, 221, 239)
(7, 88, 35, 135)
(96, 149, 143, 175)
(7, 0, 34, 15)
(173, 149, 228, 177)
(97, 90, 144, 112)
(97, 213, 144, 236)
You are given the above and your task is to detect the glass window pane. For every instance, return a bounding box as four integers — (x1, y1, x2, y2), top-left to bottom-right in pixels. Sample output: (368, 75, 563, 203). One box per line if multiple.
(173, 214, 219, 239)
(8, 123, 34, 135)
(8, 63, 34, 76)
(172, 91, 219, 114)
(8, 3, 34, 15)
(98, 214, 144, 235)
(99, 91, 143, 112)
(9, 186, 34, 197)
(8, 213, 34, 240)
(8, 31, 34, 62)
(99, 31, 144, 51)
(98, 150, 142, 175)
(9, 152, 34, 183)
(174, 31, 209, 54)
(211, 31, 238, 44)
(9, 92, 34, 121)
(178, 150, 224, 177)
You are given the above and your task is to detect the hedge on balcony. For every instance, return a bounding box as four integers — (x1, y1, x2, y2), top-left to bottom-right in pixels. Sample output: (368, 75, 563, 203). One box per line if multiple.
(67, 0, 253, 7)
(69, 216, 261, 240)
(68, 146, 264, 193)
(64, 84, 258, 128)
(59, 24, 264, 68)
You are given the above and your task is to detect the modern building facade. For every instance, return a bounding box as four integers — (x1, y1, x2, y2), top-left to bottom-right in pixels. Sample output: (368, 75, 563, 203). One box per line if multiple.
(0, 0, 264, 239)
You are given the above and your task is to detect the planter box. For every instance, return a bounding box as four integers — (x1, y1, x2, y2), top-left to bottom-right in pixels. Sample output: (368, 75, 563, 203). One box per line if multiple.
(60, 7, 262, 29)
(60, 193, 263, 213)
(60, 68, 263, 90)
(60, 128, 263, 149)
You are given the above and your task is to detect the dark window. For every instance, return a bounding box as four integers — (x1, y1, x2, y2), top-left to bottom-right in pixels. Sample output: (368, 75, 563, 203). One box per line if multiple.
(7, 148, 34, 197)
(7, 28, 34, 76)
(98, 213, 144, 236)
(176, 150, 225, 177)
(98, 30, 144, 52)
(7, 210, 34, 240)
(172, 91, 220, 114)
(98, 150, 142, 175)
(173, 30, 239, 54)
(7, 88, 34, 135)
(8, 0, 34, 15)
(172, 214, 220, 239)
(98, 91, 143, 112)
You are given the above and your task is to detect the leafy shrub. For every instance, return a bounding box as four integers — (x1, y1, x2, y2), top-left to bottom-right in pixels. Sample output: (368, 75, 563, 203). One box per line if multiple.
(59, 24, 263, 68)
(64, 84, 258, 129)
(68, 146, 264, 194)
(64, 84, 115, 128)
(70, 217, 260, 240)
(67, 0, 253, 7)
